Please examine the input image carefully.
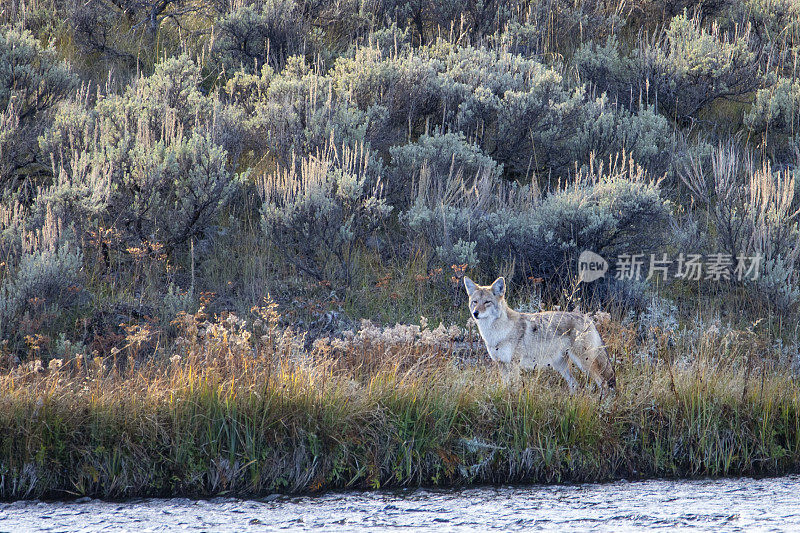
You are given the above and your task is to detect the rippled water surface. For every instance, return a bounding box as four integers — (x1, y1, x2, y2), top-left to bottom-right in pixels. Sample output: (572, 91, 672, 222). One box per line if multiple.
(2, 476, 799, 532)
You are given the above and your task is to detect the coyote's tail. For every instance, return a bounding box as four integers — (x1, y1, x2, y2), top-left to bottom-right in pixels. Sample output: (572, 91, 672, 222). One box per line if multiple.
(596, 345, 616, 389)
(586, 323, 615, 390)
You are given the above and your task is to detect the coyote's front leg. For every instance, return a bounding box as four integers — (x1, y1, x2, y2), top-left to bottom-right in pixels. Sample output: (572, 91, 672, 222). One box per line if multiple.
(498, 361, 521, 389)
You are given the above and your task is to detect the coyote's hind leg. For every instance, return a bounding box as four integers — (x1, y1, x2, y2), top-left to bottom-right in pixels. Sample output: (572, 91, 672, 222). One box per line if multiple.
(552, 355, 578, 393)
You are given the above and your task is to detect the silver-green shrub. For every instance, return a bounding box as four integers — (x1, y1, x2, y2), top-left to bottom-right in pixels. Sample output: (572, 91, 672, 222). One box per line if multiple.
(402, 166, 517, 269)
(41, 55, 242, 250)
(0, 26, 77, 196)
(228, 57, 373, 168)
(329, 45, 442, 150)
(757, 255, 800, 311)
(0, 242, 82, 336)
(723, 0, 800, 59)
(0, 205, 84, 341)
(223, 41, 672, 184)
(578, 11, 763, 128)
(534, 164, 668, 266)
(681, 142, 800, 310)
(744, 77, 800, 153)
(577, 96, 673, 176)
(364, 0, 620, 50)
(367, 24, 413, 57)
(212, 0, 305, 73)
(332, 41, 673, 178)
(574, 36, 639, 108)
(388, 131, 501, 205)
(404, 152, 670, 279)
(117, 130, 239, 247)
(260, 144, 392, 286)
(639, 10, 762, 123)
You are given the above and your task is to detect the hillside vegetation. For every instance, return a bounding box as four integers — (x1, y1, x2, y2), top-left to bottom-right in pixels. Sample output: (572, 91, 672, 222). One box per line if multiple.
(2, 0, 800, 498)
(2, 0, 799, 359)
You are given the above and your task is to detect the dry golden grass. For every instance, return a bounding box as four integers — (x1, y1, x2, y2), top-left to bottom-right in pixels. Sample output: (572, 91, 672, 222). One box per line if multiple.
(0, 306, 798, 500)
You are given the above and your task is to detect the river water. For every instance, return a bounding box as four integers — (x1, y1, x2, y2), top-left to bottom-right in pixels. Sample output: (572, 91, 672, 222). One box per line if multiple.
(1, 476, 798, 532)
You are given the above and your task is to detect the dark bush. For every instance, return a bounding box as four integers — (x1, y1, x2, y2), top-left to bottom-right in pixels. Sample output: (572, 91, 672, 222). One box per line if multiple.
(212, 0, 306, 73)
(0, 26, 77, 197)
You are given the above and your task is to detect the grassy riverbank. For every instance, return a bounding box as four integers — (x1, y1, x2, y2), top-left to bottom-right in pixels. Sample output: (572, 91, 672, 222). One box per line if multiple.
(3, 0, 800, 502)
(1, 311, 799, 500)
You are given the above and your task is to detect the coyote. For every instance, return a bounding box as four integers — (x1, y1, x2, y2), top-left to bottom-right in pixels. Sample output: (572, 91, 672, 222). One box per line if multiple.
(464, 276, 616, 392)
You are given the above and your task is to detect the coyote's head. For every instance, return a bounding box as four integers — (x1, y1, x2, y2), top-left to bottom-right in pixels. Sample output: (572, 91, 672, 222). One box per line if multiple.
(463, 276, 505, 320)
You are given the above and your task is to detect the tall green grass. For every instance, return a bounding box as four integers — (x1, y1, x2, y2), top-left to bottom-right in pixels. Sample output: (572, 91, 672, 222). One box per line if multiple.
(1, 312, 798, 500)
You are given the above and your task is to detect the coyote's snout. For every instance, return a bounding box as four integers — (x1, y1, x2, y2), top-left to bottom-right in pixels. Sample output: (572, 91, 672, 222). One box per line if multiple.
(464, 276, 616, 392)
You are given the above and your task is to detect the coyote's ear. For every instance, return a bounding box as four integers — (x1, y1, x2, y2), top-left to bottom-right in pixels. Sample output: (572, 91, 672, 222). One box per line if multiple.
(491, 277, 505, 296)
(464, 276, 478, 296)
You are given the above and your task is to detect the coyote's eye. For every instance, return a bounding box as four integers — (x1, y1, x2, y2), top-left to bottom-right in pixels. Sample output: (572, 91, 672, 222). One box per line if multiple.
(484, 301, 492, 306)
